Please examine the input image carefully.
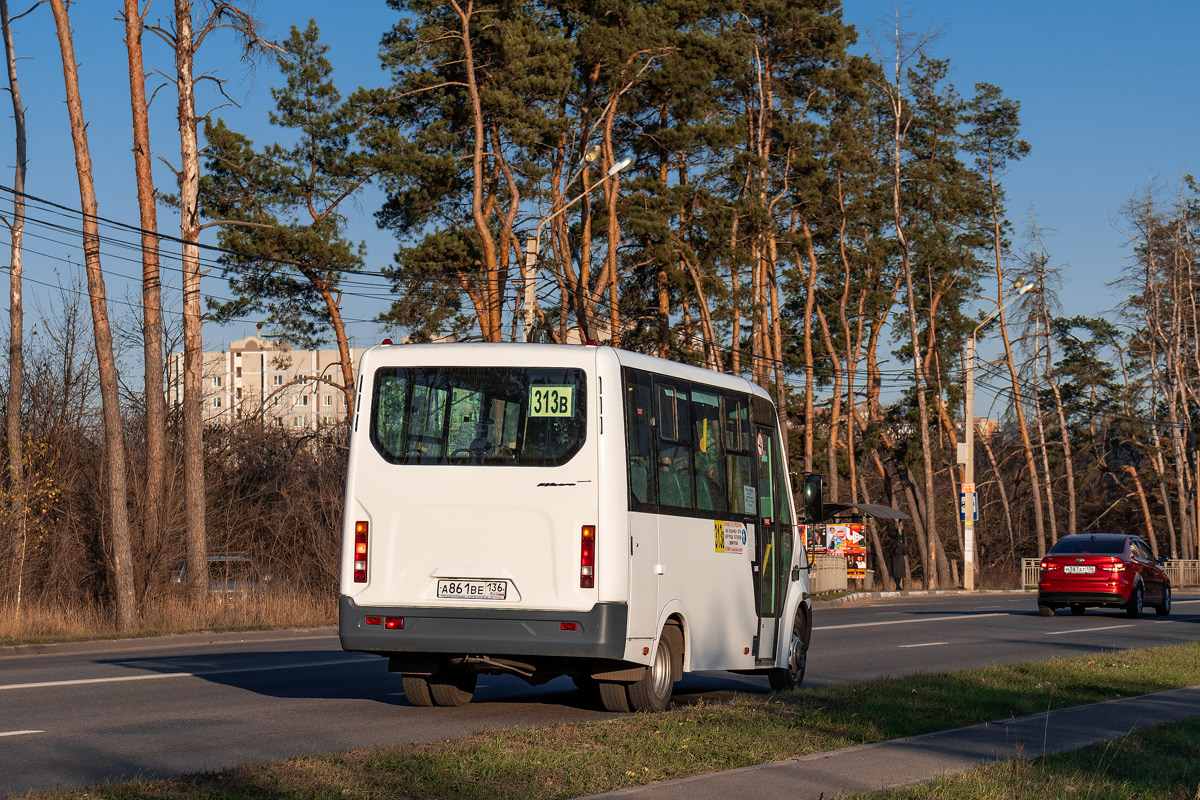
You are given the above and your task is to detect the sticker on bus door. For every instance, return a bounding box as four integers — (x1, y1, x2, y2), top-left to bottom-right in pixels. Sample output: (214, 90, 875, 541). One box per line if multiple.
(714, 520, 750, 554)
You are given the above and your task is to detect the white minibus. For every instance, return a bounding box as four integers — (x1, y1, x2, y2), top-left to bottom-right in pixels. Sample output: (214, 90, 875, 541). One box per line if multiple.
(339, 343, 816, 711)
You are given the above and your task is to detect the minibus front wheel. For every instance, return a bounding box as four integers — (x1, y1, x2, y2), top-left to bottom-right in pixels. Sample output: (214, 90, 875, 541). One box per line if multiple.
(768, 609, 809, 692)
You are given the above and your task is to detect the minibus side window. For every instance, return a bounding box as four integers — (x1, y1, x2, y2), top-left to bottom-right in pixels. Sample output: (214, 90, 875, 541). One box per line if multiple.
(692, 390, 728, 514)
(724, 396, 753, 515)
(623, 369, 657, 511)
(657, 383, 693, 510)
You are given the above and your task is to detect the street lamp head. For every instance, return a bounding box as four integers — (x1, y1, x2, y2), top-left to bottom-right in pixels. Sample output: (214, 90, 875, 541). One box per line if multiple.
(1017, 281, 1037, 296)
(608, 156, 634, 176)
(583, 144, 602, 164)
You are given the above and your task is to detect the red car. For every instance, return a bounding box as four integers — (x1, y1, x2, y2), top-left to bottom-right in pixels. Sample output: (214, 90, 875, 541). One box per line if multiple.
(1037, 533, 1170, 618)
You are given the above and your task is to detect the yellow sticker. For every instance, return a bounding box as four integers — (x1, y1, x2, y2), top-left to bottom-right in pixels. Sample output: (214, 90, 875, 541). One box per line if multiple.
(714, 520, 725, 552)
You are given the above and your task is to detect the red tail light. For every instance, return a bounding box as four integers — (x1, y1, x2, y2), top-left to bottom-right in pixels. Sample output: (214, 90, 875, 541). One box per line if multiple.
(353, 521, 369, 583)
(580, 525, 596, 588)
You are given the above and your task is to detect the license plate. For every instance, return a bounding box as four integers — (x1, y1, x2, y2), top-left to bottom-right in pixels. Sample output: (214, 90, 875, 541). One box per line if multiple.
(437, 579, 508, 600)
(1063, 565, 1095, 575)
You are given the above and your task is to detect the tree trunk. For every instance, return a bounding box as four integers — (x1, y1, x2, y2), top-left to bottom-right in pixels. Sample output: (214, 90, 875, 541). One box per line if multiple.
(1123, 466, 1158, 557)
(50, 0, 137, 629)
(978, 427, 1016, 557)
(800, 218, 832, 493)
(895, 209, 939, 586)
(1032, 391, 1059, 545)
(450, 0, 501, 342)
(856, 471, 892, 589)
(174, 0, 207, 600)
(1, 0, 27, 607)
(990, 211, 1046, 555)
(729, 216, 741, 375)
(123, 0, 167, 576)
(601, 114, 622, 348)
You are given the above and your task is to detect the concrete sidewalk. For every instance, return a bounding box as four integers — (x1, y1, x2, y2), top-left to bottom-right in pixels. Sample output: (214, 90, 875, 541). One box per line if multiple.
(581, 685, 1200, 800)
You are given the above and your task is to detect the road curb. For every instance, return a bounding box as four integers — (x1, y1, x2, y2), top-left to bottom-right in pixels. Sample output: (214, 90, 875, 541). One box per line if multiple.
(816, 588, 1033, 606)
(0, 625, 337, 659)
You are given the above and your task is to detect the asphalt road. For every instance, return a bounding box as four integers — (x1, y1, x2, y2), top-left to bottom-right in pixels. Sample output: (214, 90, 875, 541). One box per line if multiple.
(2, 591, 1198, 796)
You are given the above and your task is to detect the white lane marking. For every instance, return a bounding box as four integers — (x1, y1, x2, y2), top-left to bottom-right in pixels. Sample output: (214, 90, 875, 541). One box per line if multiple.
(898, 642, 948, 648)
(1043, 624, 1134, 636)
(0, 656, 372, 692)
(1172, 599, 1200, 604)
(0, 730, 44, 737)
(815, 612, 1007, 631)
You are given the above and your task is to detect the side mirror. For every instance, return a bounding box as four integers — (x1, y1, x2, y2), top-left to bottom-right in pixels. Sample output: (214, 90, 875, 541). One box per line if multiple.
(802, 473, 824, 524)
(802, 474, 823, 571)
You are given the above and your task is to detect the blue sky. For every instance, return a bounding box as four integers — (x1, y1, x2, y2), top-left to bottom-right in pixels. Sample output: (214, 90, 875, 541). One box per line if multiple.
(4, 1, 1198, 355)
(842, 0, 1200, 320)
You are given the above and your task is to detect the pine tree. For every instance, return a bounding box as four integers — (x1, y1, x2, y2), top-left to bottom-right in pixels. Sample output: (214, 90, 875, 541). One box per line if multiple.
(202, 20, 375, 420)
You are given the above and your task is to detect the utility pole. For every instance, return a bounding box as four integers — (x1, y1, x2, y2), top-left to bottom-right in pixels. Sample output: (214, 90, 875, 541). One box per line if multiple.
(964, 279, 1036, 590)
(963, 338, 977, 591)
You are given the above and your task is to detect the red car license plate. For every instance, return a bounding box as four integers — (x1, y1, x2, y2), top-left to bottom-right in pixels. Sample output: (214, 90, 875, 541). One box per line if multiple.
(1063, 565, 1095, 575)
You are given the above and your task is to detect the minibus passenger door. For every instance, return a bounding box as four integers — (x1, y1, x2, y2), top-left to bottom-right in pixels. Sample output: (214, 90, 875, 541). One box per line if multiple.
(753, 424, 784, 661)
(623, 369, 660, 641)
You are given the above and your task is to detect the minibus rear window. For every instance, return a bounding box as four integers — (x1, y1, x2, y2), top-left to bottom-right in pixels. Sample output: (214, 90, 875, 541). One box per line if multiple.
(370, 367, 587, 466)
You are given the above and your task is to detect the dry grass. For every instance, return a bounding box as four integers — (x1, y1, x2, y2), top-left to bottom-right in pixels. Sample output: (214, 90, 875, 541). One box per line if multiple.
(0, 589, 336, 646)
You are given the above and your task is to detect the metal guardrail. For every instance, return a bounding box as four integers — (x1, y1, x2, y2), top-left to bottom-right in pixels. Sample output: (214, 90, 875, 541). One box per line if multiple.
(1166, 560, 1200, 587)
(1022, 557, 1200, 589)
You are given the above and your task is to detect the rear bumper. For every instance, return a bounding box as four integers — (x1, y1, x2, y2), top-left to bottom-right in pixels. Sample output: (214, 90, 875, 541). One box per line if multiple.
(1037, 590, 1129, 607)
(338, 596, 629, 661)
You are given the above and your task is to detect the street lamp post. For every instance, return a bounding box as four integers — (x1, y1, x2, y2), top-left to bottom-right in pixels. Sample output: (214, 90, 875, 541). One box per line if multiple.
(963, 279, 1036, 590)
(522, 157, 634, 343)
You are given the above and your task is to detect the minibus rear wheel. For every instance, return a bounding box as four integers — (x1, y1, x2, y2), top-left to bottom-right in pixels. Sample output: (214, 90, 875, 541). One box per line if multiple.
(430, 663, 477, 707)
(598, 680, 631, 712)
(627, 633, 674, 712)
(401, 674, 433, 707)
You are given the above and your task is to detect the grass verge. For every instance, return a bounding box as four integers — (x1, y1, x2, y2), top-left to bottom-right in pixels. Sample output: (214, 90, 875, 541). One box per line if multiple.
(0, 590, 336, 647)
(848, 715, 1200, 799)
(14, 642, 1200, 800)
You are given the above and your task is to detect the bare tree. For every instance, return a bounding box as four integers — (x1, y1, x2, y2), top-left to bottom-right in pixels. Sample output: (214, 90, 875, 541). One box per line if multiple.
(121, 0, 167, 587)
(49, 0, 137, 628)
(1022, 218, 1077, 539)
(0, 0, 29, 607)
(149, 0, 271, 598)
(873, 13, 943, 587)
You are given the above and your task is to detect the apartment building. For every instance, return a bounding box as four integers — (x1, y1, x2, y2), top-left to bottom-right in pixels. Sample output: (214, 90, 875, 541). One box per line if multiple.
(168, 334, 366, 428)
